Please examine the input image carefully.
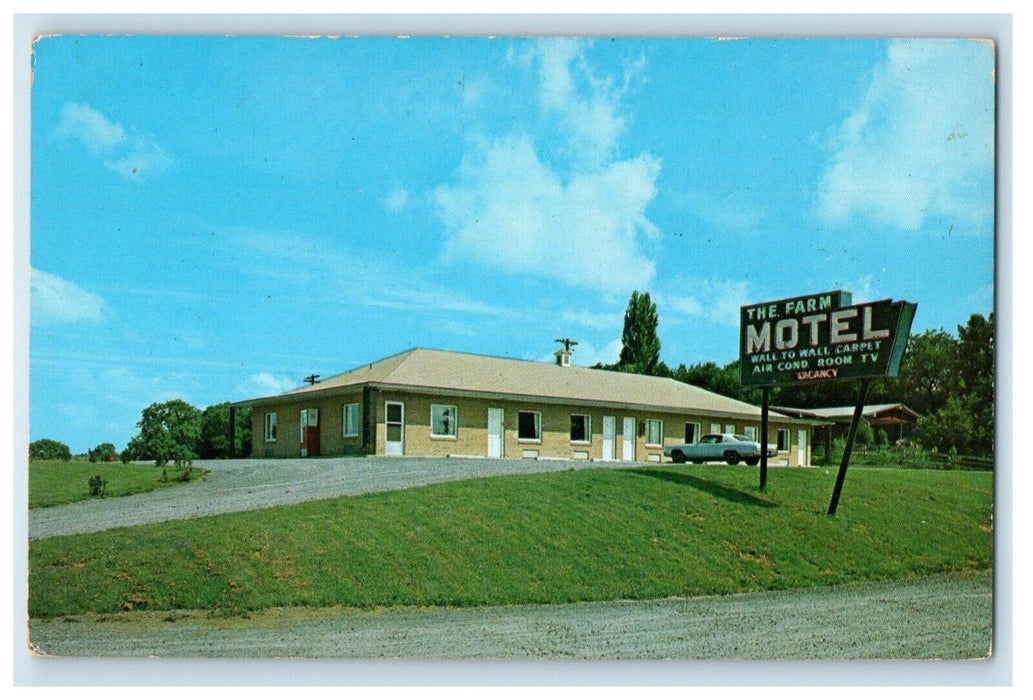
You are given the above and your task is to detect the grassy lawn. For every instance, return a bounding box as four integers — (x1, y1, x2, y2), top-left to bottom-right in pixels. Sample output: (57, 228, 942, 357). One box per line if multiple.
(28, 464, 992, 618)
(29, 460, 208, 509)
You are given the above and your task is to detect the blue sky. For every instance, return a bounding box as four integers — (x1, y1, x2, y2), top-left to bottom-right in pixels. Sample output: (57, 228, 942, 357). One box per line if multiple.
(28, 35, 996, 453)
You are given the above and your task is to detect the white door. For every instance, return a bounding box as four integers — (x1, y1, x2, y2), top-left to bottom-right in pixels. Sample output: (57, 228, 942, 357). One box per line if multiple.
(797, 429, 807, 466)
(385, 401, 404, 456)
(622, 417, 636, 461)
(487, 408, 504, 458)
(602, 416, 616, 461)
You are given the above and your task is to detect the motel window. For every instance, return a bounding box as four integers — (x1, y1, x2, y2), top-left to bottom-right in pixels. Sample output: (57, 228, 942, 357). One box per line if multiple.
(570, 414, 591, 443)
(343, 403, 360, 437)
(725, 424, 735, 435)
(518, 411, 542, 441)
(685, 422, 700, 443)
(431, 404, 458, 438)
(264, 412, 277, 442)
(645, 419, 663, 446)
(710, 423, 721, 434)
(777, 429, 790, 452)
(744, 426, 758, 441)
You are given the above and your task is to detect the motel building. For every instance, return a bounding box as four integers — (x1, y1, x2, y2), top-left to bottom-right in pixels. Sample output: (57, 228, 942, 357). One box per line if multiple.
(235, 347, 819, 466)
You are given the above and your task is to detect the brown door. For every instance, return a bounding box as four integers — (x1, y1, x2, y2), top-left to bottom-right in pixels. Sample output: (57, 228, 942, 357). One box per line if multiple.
(300, 408, 320, 457)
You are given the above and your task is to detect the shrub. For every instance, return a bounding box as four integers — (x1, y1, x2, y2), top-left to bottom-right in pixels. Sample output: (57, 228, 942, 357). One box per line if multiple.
(854, 420, 874, 446)
(172, 445, 195, 469)
(88, 475, 107, 497)
(830, 437, 846, 462)
(875, 428, 889, 448)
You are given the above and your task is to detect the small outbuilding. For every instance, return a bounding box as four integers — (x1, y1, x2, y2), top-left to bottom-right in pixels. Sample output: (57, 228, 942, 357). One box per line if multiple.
(236, 347, 819, 465)
(772, 403, 919, 461)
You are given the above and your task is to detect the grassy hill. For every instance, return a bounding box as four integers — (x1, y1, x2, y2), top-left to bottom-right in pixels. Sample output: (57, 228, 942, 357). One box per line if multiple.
(28, 464, 992, 618)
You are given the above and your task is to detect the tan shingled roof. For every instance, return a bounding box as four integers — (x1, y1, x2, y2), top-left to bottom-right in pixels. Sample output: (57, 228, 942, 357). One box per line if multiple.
(241, 347, 801, 422)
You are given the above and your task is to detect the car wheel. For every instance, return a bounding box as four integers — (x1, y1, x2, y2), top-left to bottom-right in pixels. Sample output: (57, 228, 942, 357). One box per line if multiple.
(745, 457, 759, 466)
(671, 450, 686, 463)
(725, 451, 740, 466)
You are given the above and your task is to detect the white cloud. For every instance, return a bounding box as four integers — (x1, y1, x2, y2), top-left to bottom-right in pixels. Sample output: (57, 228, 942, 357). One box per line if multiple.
(816, 39, 995, 231)
(659, 278, 751, 327)
(571, 338, 624, 367)
(534, 38, 627, 168)
(435, 40, 661, 296)
(55, 102, 126, 154)
(436, 135, 658, 294)
(30, 268, 108, 325)
(384, 187, 409, 211)
(240, 372, 298, 398)
(56, 102, 174, 179)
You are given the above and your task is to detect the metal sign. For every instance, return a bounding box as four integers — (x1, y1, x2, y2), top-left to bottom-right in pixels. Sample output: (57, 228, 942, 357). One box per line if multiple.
(740, 291, 916, 388)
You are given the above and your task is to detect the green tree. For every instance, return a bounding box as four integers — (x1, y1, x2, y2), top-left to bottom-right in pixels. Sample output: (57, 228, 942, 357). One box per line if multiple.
(29, 438, 72, 461)
(891, 329, 959, 415)
(909, 314, 995, 457)
(617, 291, 662, 375)
(674, 361, 737, 397)
(956, 313, 994, 455)
(199, 403, 253, 459)
(87, 442, 118, 462)
(128, 399, 203, 467)
(916, 395, 984, 455)
(957, 312, 994, 398)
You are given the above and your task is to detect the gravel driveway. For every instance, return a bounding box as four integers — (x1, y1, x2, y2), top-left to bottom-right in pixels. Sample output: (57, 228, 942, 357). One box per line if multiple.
(27, 572, 992, 660)
(28, 456, 636, 540)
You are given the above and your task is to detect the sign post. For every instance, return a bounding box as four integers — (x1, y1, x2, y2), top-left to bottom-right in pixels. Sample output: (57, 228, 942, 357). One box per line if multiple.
(739, 291, 916, 511)
(827, 379, 871, 515)
(760, 387, 769, 491)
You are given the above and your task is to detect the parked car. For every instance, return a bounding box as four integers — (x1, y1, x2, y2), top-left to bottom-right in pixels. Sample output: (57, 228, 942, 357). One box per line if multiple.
(663, 433, 777, 466)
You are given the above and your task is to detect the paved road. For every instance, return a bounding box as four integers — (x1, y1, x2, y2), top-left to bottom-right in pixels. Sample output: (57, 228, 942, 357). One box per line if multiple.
(28, 456, 637, 540)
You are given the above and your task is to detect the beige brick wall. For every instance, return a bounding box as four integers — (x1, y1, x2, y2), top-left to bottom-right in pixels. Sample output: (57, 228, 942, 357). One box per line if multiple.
(250, 391, 365, 458)
(251, 389, 812, 465)
(375, 391, 492, 458)
(372, 391, 811, 465)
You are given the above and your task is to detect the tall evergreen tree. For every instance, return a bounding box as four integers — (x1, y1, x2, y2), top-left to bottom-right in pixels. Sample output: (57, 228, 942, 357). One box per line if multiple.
(618, 291, 662, 375)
